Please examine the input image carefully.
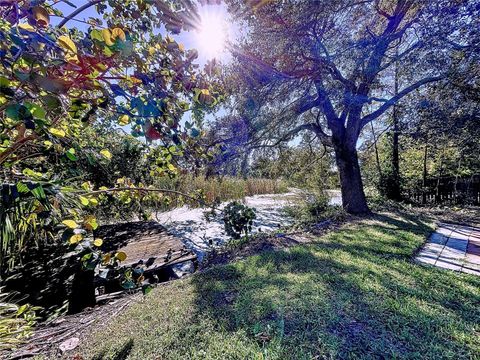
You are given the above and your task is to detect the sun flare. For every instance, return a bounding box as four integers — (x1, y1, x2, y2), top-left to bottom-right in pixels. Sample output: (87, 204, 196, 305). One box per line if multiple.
(196, 9, 228, 59)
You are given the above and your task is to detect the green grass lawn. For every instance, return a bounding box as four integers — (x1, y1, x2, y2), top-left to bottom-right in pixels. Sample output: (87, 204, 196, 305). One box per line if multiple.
(76, 212, 480, 360)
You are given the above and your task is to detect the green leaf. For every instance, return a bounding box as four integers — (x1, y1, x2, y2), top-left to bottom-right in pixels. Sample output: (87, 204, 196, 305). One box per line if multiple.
(118, 114, 130, 126)
(5, 104, 29, 121)
(79, 195, 90, 206)
(16, 182, 29, 193)
(14, 70, 30, 82)
(103, 46, 114, 57)
(190, 128, 200, 138)
(57, 35, 77, 54)
(69, 234, 83, 244)
(30, 184, 46, 200)
(142, 284, 153, 295)
(24, 102, 46, 120)
(62, 220, 78, 229)
(42, 95, 61, 111)
(90, 29, 104, 42)
(17, 304, 29, 316)
(22, 168, 43, 180)
(93, 238, 103, 247)
(84, 215, 98, 230)
(0, 76, 10, 88)
(102, 29, 114, 46)
(49, 127, 65, 137)
(66, 148, 78, 161)
(115, 251, 127, 261)
(0, 77, 13, 97)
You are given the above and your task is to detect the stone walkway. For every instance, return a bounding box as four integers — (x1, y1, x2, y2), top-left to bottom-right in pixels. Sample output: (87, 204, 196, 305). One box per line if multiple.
(416, 223, 480, 276)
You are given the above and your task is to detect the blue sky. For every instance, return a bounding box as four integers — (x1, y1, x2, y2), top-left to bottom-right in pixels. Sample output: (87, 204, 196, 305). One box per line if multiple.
(49, 1, 232, 133)
(51, 1, 233, 66)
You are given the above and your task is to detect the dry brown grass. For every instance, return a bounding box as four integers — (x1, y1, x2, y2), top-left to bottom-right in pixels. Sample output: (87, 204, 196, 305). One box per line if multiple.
(170, 175, 289, 203)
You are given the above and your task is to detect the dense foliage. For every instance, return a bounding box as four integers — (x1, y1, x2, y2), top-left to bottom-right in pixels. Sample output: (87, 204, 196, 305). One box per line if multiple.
(222, 201, 256, 239)
(361, 71, 480, 201)
(0, 0, 223, 320)
(0, 289, 38, 351)
(0, 0, 479, 352)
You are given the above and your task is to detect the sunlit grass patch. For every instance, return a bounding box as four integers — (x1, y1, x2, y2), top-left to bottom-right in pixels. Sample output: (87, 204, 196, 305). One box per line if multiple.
(75, 211, 480, 360)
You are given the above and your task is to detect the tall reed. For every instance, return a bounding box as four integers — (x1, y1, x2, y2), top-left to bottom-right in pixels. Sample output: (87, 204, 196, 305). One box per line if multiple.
(171, 175, 289, 203)
(95, 176, 289, 221)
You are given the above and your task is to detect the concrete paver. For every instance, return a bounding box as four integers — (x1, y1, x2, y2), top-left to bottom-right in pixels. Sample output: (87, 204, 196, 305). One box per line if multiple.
(416, 223, 480, 276)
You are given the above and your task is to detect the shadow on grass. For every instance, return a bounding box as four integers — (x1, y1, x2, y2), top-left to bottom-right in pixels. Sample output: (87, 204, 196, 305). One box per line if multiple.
(191, 212, 480, 359)
(92, 338, 134, 360)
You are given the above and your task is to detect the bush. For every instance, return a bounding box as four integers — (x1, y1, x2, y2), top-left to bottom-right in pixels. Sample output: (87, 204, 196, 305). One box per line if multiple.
(222, 201, 257, 239)
(0, 289, 39, 351)
(284, 191, 345, 226)
(304, 192, 330, 218)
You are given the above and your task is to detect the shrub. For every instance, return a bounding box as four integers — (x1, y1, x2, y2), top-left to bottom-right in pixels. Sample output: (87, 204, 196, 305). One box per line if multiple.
(304, 192, 330, 218)
(222, 201, 257, 239)
(284, 191, 345, 226)
(0, 289, 39, 350)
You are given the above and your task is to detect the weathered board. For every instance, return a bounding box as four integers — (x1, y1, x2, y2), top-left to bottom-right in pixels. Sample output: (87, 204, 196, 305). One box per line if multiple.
(95, 221, 197, 272)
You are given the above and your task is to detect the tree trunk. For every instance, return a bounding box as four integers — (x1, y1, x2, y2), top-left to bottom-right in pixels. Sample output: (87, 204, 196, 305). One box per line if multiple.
(390, 109, 401, 199)
(422, 143, 428, 205)
(370, 121, 383, 181)
(390, 53, 401, 200)
(69, 268, 96, 314)
(333, 141, 370, 214)
(240, 150, 250, 179)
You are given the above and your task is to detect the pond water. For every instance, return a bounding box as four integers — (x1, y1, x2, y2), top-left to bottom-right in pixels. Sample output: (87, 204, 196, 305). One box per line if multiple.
(154, 190, 342, 260)
(154, 192, 299, 259)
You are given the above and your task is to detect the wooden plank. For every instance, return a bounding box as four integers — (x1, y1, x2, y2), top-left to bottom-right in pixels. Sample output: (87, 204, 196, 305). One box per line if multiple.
(95, 220, 197, 268)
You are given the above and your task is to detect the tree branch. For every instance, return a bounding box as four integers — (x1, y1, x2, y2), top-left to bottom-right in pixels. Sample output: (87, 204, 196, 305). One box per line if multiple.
(296, 95, 321, 114)
(361, 75, 445, 128)
(57, 0, 106, 28)
(251, 122, 332, 149)
(375, 0, 393, 19)
(379, 40, 424, 73)
(0, 135, 37, 166)
(77, 187, 218, 209)
(307, 37, 355, 90)
(314, 80, 339, 126)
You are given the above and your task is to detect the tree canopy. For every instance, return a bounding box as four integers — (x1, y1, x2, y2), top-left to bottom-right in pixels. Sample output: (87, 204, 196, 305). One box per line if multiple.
(221, 0, 479, 213)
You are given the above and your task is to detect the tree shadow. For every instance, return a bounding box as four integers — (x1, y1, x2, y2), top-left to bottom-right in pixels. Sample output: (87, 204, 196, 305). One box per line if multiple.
(92, 338, 134, 360)
(190, 212, 480, 358)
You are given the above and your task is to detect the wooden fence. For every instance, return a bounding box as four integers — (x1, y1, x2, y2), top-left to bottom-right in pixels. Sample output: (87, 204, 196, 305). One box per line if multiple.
(408, 175, 480, 205)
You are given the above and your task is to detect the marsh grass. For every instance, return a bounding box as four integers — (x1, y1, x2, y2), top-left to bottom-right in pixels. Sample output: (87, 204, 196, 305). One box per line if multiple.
(175, 176, 289, 203)
(153, 175, 288, 207)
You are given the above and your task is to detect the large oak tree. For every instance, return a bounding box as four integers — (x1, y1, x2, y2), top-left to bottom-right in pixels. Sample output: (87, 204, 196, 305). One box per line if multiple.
(224, 0, 479, 214)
